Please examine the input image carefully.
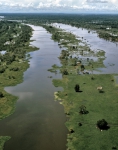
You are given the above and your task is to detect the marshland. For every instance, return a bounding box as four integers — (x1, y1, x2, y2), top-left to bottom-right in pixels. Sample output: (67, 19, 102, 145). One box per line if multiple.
(0, 14, 118, 150)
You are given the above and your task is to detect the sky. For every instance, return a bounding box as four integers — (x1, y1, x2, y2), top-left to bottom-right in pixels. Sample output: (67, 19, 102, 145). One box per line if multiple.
(0, 0, 118, 13)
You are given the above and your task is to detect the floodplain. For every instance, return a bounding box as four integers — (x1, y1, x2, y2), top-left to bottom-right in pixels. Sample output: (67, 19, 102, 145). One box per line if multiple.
(0, 14, 118, 150)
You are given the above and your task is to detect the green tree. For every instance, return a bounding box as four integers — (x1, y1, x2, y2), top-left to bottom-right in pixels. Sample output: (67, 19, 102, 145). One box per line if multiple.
(74, 84, 80, 92)
(97, 119, 108, 130)
(0, 92, 4, 98)
(79, 105, 88, 114)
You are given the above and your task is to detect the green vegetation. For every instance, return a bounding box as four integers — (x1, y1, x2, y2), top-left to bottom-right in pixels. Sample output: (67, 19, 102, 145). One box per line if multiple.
(97, 119, 109, 130)
(53, 74, 118, 150)
(0, 136, 10, 150)
(4, 13, 118, 42)
(0, 21, 38, 149)
(42, 24, 118, 150)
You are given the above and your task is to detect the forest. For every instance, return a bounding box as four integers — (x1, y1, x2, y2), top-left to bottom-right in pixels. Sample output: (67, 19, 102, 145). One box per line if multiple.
(3, 13, 118, 42)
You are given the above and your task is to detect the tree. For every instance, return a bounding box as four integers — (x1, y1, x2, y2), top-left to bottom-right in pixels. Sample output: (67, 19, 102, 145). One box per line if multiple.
(81, 65, 85, 71)
(75, 84, 80, 92)
(97, 119, 108, 130)
(0, 68, 5, 73)
(62, 69, 68, 75)
(79, 105, 88, 114)
(0, 92, 4, 98)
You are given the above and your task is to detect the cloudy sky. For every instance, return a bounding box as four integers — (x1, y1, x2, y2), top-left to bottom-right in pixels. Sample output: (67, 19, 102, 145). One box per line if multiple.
(0, 0, 118, 13)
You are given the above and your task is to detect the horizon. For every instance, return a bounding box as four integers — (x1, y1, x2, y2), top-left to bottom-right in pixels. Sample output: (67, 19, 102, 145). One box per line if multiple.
(0, 12, 118, 14)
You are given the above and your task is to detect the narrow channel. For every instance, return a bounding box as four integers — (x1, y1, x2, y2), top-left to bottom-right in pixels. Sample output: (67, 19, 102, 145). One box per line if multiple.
(0, 25, 67, 150)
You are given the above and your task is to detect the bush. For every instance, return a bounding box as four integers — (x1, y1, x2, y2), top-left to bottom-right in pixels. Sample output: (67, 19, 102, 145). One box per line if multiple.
(10, 67, 19, 71)
(75, 84, 80, 92)
(62, 69, 68, 75)
(79, 105, 88, 114)
(97, 119, 108, 130)
(81, 65, 85, 71)
(0, 68, 5, 73)
(0, 92, 4, 98)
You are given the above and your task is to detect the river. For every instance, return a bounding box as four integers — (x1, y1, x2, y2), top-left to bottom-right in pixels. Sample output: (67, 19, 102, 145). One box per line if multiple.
(0, 25, 67, 150)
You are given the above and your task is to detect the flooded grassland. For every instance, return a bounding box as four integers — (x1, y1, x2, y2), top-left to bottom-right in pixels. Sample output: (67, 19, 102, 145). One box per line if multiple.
(43, 24, 118, 150)
(0, 21, 118, 150)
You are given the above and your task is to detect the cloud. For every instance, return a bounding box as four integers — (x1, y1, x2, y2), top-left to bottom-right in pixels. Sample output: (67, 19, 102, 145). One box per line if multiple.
(0, 0, 118, 13)
(86, 0, 108, 3)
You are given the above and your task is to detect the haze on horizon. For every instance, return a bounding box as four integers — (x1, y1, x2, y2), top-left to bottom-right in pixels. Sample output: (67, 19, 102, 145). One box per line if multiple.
(0, 0, 118, 13)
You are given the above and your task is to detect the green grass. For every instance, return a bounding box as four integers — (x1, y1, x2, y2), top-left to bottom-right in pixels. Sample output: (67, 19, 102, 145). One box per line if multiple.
(0, 61, 30, 120)
(54, 74, 118, 150)
(44, 24, 118, 150)
(0, 137, 10, 150)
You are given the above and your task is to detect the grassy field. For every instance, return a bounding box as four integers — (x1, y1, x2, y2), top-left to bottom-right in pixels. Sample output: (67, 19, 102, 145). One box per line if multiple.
(54, 74, 118, 150)
(44, 25, 118, 150)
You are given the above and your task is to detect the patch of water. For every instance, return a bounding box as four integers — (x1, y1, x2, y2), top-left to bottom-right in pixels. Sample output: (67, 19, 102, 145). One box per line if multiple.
(114, 76, 118, 84)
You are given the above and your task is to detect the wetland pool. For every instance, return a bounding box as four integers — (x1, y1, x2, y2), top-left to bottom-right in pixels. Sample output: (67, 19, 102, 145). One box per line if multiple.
(54, 23, 118, 74)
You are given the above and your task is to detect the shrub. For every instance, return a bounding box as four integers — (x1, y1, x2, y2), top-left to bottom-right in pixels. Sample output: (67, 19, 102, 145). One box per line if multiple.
(75, 84, 80, 92)
(0, 92, 4, 98)
(10, 67, 19, 71)
(97, 119, 108, 130)
(79, 105, 88, 114)
(62, 69, 68, 75)
(0, 68, 5, 73)
(81, 65, 85, 71)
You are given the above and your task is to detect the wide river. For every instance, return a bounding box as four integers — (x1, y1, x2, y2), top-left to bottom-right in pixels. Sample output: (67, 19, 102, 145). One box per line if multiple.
(0, 25, 67, 150)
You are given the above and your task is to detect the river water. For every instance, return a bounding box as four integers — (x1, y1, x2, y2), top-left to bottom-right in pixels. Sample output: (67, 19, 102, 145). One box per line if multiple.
(0, 25, 67, 150)
(54, 23, 118, 74)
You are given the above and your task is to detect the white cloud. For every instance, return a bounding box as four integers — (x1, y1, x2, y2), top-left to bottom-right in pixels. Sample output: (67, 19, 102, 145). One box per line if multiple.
(0, 0, 118, 13)
(86, 0, 108, 3)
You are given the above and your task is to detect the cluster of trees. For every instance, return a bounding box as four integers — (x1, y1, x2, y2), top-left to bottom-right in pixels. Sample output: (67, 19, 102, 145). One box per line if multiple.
(59, 50, 69, 59)
(62, 69, 68, 75)
(0, 53, 16, 65)
(0, 21, 32, 73)
(0, 21, 20, 50)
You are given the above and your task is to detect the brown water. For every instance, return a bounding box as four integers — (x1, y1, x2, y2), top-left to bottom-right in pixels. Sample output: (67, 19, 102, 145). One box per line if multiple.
(54, 23, 118, 74)
(0, 25, 67, 150)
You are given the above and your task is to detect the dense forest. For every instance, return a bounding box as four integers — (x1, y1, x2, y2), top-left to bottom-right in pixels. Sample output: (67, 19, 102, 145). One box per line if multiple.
(2, 13, 118, 42)
(0, 21, 36, 73)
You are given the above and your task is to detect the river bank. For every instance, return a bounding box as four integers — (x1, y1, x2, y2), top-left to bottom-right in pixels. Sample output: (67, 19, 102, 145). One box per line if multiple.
(42, 24, 118, 150)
